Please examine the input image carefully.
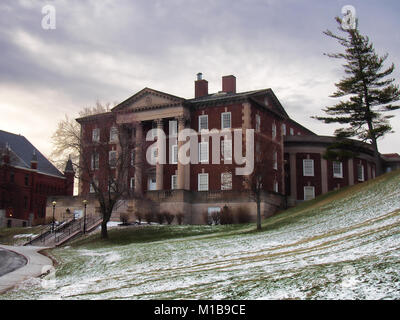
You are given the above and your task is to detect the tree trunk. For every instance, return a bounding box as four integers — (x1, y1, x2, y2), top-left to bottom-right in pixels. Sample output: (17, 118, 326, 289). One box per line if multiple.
(256, 198, 261, 231)
(101, 220, 108, 239)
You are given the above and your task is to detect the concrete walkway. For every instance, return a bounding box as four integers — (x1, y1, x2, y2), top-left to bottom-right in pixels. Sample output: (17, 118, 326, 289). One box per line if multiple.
(0, 245, 53, 294)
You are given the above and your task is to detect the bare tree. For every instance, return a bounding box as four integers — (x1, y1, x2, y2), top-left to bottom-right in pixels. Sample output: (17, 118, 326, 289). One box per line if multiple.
(50, 102, 141, 239)
(244, 141, 276, 231)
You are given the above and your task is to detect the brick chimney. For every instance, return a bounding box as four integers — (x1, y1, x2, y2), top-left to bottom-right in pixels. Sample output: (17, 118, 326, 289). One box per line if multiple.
(30, 150, 38, 170)
(195, 73, 208, 98)
(222, 75, 236, 93)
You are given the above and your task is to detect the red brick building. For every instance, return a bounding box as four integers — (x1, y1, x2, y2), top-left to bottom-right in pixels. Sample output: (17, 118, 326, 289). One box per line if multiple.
(72, 74, 395, 223)
(0, 130, 74, 227)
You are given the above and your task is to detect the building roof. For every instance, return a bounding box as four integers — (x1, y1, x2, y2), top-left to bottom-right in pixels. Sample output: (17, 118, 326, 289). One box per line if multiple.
(0, 130, 64, 178)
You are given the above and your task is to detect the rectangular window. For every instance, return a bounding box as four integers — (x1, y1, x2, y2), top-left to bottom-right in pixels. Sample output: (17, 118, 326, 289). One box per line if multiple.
(199, 141, 209, 163)
(109, 126, 118, 142)
(290, 128, 294, 136)
(272, 123, 277, 139)
(255, 114, 261, 132)
(221, 139, 232, 161)
(282, 124, 286, 136)
(199, 115, 208, 131)
(169, 120, 178, 136)
(358, 164, 365, 181)
(24, 196, 28, 209)
(90, 179, 98, 193)
(150, 147, 158, 164)
(171, 144, 178, 164)
(304, 186, 315, 201)
(273, 151, 278, 170)
(109, 151, 117, 168)
(333, 161, 343, 178)
(274, 181, 279, 193)
(24, 174, 29, 186)
(198, 173, 209, 191)
(91, 153, 99, 170)
(303, 159, 314, 176)
(92, 128, 100, 142)
(171, 175, 177, 190)
(10, 172, 14, 183)
(130, 177, 135, 190)
(221, 172, 232, 190)
(221, 112, 231, 130)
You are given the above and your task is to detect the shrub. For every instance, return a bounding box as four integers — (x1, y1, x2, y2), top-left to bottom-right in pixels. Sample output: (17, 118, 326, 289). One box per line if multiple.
(135, 211, 143, 224)
(144, 211, 154, 224)
(156, 212, 165, 225)
(235, 206, 252, 224)
(176, 212, 184, 225)
(164, 212, 175, 225)
(120, 213, 130, 225)
(220, 206, 234, 225)
(211, 211, 221, 225)
(202, 211, 212, 225)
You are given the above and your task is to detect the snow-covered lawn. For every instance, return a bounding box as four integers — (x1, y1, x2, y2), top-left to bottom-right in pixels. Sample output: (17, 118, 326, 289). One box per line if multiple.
(2, 172, 400, 300)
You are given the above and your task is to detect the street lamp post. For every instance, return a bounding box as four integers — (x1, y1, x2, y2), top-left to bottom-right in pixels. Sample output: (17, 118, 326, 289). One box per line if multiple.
(52, 201, 56, 233)
(83, 200, 88, 234)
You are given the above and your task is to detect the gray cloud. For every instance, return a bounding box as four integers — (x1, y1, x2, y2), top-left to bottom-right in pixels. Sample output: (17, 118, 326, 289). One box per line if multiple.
(0, 0, 399, 157)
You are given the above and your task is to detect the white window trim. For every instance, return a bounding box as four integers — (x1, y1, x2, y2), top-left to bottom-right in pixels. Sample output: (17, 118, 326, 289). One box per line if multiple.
(169, 120, 178, 136)
(198, 173, 209, 191)
(282, 124, 286, 136)
(304, 186, 315, 201)
(272, 123, 277, 139)
(290, 128, 294, 136)
(273, 151, 278, 170)
(333, 161, 343, 178)
(358, 164, 365, 182)
(92, 128, 100, 142)
(199, 115, 208, 131)
(221, 139, 232, 161)
(109, 150, 117, 168)
(91, 153, 99, 170)
(221, 112, 231, 130)
(274, 180, 279, 193)
(109, 126, 118, 143)
(303, 159, 314, 177)
(130, 177, 135, 190)
(255, 114, 261, 132)
(199, 141, 209, 163)
(171, 175, 177, 190)
(171, 144, 178, 164)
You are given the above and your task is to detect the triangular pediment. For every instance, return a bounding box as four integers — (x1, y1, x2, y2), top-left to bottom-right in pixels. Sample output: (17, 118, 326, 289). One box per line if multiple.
(112, 88, 185, 112)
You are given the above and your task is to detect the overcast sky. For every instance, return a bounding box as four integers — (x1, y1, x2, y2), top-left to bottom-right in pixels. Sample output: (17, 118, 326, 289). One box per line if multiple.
(1, 0, 399, 159)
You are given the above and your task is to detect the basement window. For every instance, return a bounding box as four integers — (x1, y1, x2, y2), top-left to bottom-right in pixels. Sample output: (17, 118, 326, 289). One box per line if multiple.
(198, 173, 209, 191)
(304, 186, 315, 201)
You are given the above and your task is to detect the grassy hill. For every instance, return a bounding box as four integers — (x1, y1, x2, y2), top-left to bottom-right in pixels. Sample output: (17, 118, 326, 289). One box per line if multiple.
(2, 170, 400, 300)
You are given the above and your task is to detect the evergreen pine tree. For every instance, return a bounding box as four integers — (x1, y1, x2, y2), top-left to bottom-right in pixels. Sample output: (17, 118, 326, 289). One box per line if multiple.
(314, 17, 400, 174)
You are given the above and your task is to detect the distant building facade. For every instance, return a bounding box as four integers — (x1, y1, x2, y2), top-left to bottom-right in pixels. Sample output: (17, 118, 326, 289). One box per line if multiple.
(0, 130, 74, 227)
(51, 74, 397, 224)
